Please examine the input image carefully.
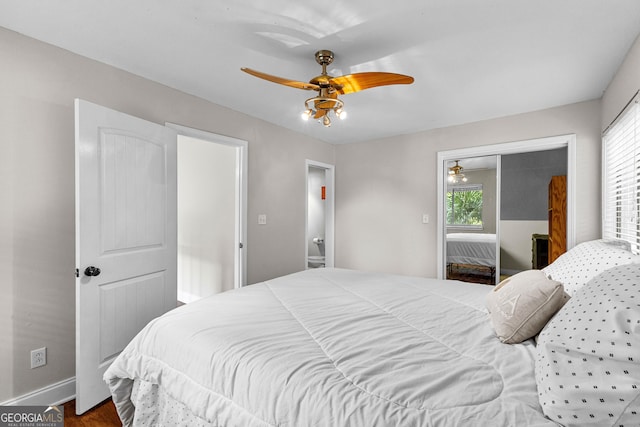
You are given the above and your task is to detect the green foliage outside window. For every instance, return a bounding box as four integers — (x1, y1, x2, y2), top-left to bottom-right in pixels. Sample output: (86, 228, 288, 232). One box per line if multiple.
(447, 186, 483, 227)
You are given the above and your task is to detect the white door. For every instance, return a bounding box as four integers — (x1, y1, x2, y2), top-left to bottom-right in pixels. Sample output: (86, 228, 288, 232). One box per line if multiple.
(74, 99, 177, 414)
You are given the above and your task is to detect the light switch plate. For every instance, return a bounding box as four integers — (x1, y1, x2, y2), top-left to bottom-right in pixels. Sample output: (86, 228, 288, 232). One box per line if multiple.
(258, 214, 267, 225)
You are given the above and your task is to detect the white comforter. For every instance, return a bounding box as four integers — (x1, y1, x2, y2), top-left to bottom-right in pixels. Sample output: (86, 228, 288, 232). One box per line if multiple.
(447, 233, 497, 267)
(104, 268, 556, 426)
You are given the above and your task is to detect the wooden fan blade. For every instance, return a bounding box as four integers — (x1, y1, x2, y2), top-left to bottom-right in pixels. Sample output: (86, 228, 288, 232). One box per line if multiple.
(329, 72, 414, 94)
(314, 101, 335, 111)
(313, 109, 326, 119)
(241, 68, 320, 91)
(314, 92, 338, 110)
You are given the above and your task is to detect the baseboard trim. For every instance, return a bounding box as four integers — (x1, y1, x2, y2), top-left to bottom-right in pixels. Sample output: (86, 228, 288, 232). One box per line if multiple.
(0, 377, 75, 406)
(500, 268, 523, 277)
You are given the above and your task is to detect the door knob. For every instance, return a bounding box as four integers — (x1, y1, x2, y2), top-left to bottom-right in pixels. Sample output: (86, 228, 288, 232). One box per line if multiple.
(84, 266, 101, 277)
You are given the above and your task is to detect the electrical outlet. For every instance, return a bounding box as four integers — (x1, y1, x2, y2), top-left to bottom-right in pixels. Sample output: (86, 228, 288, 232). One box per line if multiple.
(30, 347, 46, 369)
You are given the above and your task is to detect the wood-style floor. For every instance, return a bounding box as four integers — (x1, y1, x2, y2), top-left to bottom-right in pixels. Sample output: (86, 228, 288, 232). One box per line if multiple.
(62, 398, 121, 427)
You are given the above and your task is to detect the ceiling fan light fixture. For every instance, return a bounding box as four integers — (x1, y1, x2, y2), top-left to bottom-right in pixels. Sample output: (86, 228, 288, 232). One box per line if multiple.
(448, 174, 468, 183)
(303, 96, 346, 125)
(301, 109, 313, 121)
(448, 160, 468, 183)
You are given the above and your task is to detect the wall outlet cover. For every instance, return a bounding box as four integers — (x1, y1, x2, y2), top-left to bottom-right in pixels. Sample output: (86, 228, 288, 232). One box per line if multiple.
(31, 347, 47, 369)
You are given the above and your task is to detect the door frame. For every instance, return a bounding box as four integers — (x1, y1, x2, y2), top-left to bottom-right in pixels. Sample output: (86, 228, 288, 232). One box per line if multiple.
(436, 134, 576, 280)
(166, 123, 248, 288)
(305, 160, 335, 269)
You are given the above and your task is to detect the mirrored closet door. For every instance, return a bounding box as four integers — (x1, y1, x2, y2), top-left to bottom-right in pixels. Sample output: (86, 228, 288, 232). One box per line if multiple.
(436, 135, 576, 285)
(443, 156, 499, 285)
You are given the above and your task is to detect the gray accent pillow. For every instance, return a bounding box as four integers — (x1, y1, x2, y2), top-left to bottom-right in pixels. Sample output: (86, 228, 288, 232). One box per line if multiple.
(486, 270, 569, 344)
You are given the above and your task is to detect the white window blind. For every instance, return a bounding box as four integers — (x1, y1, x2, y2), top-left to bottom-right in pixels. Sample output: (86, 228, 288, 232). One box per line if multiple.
(602, 93, 640, 253)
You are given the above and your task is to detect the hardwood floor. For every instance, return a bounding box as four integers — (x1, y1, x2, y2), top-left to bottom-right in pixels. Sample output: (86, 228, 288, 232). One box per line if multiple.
(62, 398, 121, 426)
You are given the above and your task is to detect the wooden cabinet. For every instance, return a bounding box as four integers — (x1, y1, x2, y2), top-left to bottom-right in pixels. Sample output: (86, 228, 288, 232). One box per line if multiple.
(548, 175, 567, 263)
(532, 233, 549, 269)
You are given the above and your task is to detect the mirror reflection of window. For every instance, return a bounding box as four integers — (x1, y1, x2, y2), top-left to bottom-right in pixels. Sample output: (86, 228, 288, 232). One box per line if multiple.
(447, 185, 483, 229)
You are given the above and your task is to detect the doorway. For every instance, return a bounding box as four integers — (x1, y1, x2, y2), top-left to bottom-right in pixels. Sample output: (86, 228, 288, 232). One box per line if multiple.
(168, 123, 248, 301)
(305, 160, 335, 269)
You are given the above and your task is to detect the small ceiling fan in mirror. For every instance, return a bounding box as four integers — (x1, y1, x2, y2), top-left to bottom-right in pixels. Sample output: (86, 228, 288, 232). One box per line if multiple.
(448, 160, 468, 183)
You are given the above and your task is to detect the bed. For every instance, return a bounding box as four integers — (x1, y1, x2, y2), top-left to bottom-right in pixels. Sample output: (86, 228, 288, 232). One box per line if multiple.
(446, 233, 497, 282)
(105, 240, 640, 427)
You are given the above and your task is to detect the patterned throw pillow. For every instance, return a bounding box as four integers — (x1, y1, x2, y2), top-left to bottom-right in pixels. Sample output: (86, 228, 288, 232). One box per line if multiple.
(535, 264, 640, 427)
(486, 270, 569, 344)
(542, 239, 640, 296)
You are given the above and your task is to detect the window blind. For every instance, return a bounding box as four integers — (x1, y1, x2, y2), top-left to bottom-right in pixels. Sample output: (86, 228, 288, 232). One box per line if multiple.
(449, 184, 482, 192)
(602, 93, 640, 253)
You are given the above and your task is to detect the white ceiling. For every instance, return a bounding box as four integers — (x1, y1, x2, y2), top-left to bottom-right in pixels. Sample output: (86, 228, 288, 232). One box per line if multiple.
(447, 156, 497, 172)
(2, 1, 640, 144)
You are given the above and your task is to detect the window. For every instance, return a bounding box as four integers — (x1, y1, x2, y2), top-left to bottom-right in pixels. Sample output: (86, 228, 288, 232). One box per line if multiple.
(446, 184, 483, 228)
(602, 92, 639, 253)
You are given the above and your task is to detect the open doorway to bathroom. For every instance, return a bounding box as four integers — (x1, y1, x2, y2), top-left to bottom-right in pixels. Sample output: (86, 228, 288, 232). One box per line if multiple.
(306, 160, 335, 269)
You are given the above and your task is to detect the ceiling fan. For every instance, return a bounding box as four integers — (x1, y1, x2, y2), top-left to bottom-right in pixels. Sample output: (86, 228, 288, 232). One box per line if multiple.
(448, 160, 468, 184)
(241, 50, 414, 127)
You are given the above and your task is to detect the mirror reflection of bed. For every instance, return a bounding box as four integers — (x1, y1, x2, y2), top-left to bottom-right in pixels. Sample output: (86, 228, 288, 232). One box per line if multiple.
(446, 233, 497, 284)
(445, 156, 498, 285)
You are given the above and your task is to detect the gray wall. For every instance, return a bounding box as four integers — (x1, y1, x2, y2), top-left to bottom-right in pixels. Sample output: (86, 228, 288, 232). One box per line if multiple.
(335, 99, 602, 276)
(0, 27, 335, 402)
(501, 148, 567, 220)
(602, 32, 640, 131)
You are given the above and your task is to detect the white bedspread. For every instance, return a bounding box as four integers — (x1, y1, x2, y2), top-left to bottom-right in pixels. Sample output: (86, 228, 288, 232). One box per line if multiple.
(104, 268, 555, 426)
(447, 233, 497, 267)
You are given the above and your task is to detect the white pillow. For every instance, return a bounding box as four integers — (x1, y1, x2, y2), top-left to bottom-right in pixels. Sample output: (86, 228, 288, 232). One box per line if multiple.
(486, 270, 569, 344)
(542, 239, 640, 296)
(535, 263, 640, 427)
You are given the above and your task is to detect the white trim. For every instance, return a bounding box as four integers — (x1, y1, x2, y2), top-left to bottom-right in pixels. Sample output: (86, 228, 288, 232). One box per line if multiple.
(495, 155, 502, 284)
(437, 134, 577, 280)
(166, 123, 248, 287)
(601, 126, 606, 239)
(305, 160, 335, 269)
(0, 377, 75, 406)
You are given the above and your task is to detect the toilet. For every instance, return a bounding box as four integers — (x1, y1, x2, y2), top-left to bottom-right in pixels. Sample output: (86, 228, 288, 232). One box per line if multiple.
(308, 255, 326, 269)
